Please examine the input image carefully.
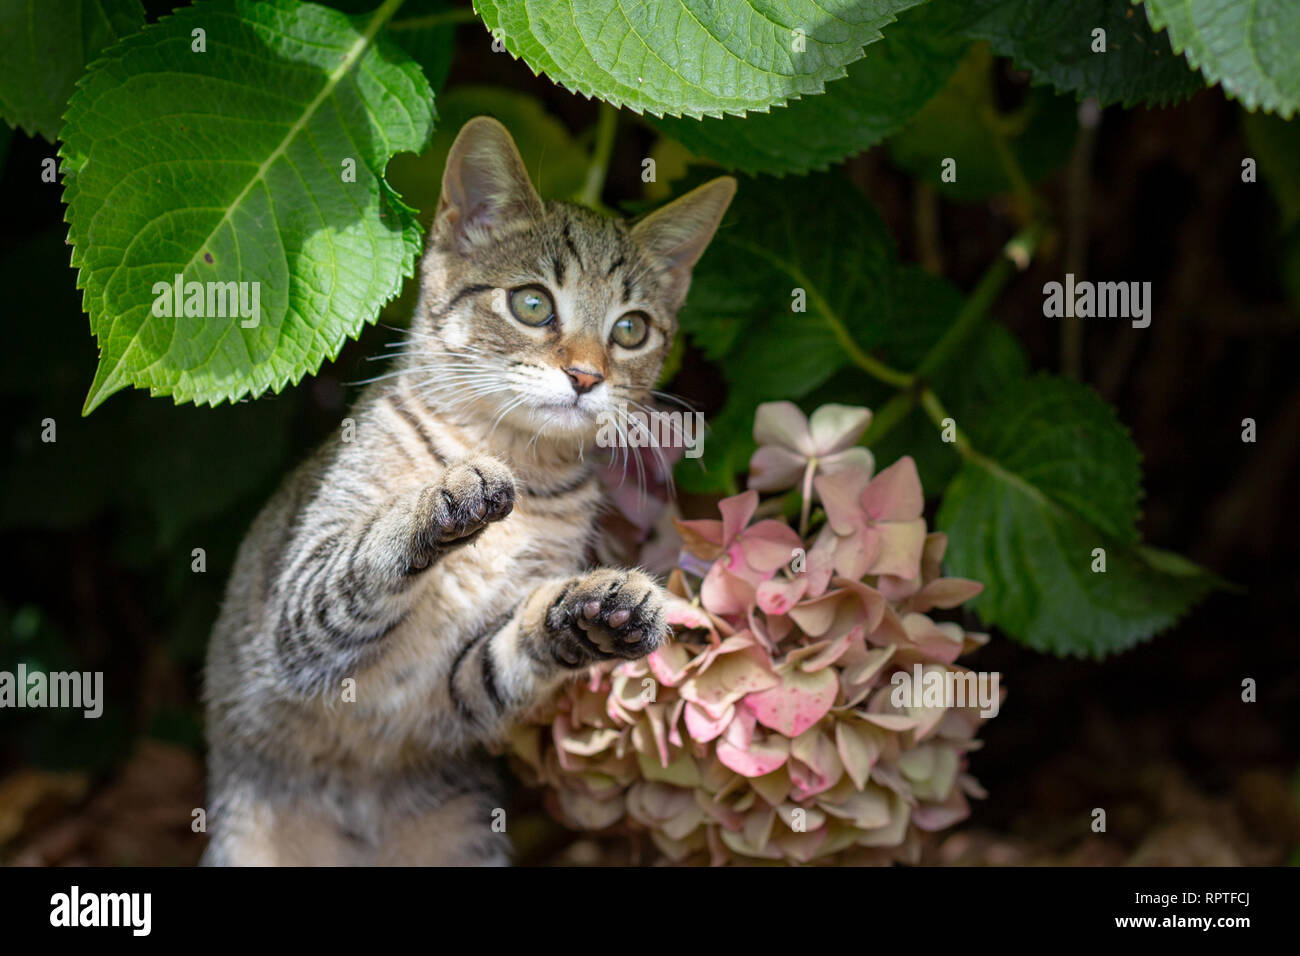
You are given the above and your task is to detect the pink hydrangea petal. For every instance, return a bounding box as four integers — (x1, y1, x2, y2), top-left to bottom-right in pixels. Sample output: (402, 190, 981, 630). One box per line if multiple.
(865, 518, 928, 579)
(814, 468, 871, 537)
(699, 562, 756, 617)
(765, 611, 794, 643)
(556, 788, 626, 829)
(756, 575, 807, 616)
(721, 706, 757, 750)
(903, 578, 984, 613)
(770, 825, 829, 863)
(875, 567, 922, 603)
(716, 733, 791, 778)
(831, 527, 882, 581)
(673, 516, 724, 553)
(860, 456, 924, 521)
(833, 578, 889, 633)
(678, 646, 780, 712)
(901, 613, 965, 664)
(788, 728, 844, 799)
(804, 526, 838, 597)
(860, 713, 921, 731)
(647, 642, 696, 687)
(808, 404, 872, 455)
(683, 701, 733, 742)
(912, 790, 971, 831)
(787, 584, 873, 640)
(663, 594, 715, 633)
(748, 445, 807, 492)
(738, 520, 805, 572)
(742, 666, 837, 737)
(753, 401, 815, 456)
(819, 445, 875, 479)
(835, 721, 884, 790)
(750, 767, 792, 806)
(717, 489, 760, 547)
(797, 628, 855, 672)
(920, 531, 949, 578)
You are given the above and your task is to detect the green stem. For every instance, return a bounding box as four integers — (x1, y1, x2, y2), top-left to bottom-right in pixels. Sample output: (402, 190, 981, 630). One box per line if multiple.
(387, 6, 480, 31)
(862, 221, 1045, 451)
(798, 458, 817, 537)
(861, 388, 917, 446)
(914, 221, 1044, 383)
(919, 388, 972, 457)
(578, 105, 619, 209)
(985, 103, 1036, 221)
(725, 237, 915, 389)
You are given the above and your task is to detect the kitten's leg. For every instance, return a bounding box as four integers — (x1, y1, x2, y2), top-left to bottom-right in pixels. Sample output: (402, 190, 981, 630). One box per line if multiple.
(270, 456, 515, 693)
(447, 568, 670, 740)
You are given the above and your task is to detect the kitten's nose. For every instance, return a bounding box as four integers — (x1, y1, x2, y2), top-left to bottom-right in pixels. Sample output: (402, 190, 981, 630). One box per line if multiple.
(564, 366, 604, 395)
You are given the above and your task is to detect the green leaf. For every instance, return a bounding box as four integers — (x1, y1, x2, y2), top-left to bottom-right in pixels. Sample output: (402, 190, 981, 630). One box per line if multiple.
(676, 173, 1008, 493)
(953, 0, 1203, 108)
(473, 0, 925, 119)
(387, 86, 589, 229)
(327, 0, 464, 92)
(60, 0, 434, 412)
(1142, 0, 1300, 117)
(1242, 110, 1300, 227)
(868, 271, 1030, 492)
(887, 44, 1076, 201)
(937, 375, 1219, 657)
(676, 172, 900, 490)
(648, 2, 970, 174)
(1241, 111, 1300, 313)
(0, 0, 145, 141)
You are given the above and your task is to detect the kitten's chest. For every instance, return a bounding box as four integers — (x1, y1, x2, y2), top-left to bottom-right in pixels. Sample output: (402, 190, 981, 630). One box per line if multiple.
(424, 485, 599, 608)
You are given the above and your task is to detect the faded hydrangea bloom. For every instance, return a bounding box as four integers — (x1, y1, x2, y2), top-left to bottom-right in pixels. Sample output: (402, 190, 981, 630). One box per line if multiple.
(507, 402, 999, 865)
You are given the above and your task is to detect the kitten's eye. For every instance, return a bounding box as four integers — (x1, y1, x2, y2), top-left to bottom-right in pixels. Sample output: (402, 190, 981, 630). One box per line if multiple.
(508, 285, 555, 326)
(611, 311, 649, 348)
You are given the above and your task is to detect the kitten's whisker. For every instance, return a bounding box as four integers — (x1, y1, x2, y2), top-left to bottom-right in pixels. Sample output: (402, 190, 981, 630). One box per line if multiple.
(615, 407, 650, 503)
(619, 397, 678, 499)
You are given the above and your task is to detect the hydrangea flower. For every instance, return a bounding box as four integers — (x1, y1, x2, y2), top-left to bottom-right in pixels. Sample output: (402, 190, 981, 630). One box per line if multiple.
(507, 402, 999, 865)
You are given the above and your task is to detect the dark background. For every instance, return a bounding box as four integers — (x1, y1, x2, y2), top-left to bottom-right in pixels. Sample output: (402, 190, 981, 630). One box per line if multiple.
(1, 19, 1297, 865)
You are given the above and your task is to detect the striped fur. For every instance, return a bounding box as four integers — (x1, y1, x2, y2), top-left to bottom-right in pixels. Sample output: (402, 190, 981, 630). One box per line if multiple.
(201, 118, 734, 866)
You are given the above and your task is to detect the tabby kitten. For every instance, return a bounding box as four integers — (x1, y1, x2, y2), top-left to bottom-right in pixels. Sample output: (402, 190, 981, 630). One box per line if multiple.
(201, 117, 735, 865)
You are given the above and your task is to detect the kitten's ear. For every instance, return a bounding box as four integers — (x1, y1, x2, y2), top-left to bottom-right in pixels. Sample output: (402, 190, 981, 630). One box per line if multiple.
(632, 176, 736, 305)
(435, 116, 543, 251)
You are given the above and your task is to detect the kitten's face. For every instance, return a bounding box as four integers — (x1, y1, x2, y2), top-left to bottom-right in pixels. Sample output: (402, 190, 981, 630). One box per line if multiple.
(424, 203, 675, 438)
(414, 117, 735, 448)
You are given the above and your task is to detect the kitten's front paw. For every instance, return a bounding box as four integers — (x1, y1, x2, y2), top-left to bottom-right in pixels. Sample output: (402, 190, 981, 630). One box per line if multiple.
(546, 569, 669, 667)
(409, 457, 515, 570)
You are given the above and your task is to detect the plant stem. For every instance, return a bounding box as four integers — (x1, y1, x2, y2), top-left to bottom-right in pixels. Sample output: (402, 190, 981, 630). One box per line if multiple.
(914, 181, 943, 275)
(919, 388, 973, 456)
(578, 105, 619, 209)
(798, 458, 817, 537)
(1062, 98, 1100, 381)
(861, 220, 1045, 450)
(387, 6, 481, 31)
(862, 388, 917, 446)
(914, 221, 1044, 383)
(725, 237, 916, 389)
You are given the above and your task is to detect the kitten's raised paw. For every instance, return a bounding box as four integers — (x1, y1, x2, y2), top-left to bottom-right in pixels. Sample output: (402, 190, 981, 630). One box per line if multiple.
(409, 457, 515, 569)
(546, 568, 669, 667)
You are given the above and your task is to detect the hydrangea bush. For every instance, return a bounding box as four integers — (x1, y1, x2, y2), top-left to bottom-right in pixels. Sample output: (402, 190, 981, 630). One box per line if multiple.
(508, 402, 1001, 865)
